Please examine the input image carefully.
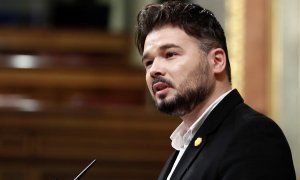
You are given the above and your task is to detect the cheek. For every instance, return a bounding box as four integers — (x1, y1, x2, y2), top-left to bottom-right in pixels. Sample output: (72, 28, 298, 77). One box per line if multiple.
(172, 64, 194, 84)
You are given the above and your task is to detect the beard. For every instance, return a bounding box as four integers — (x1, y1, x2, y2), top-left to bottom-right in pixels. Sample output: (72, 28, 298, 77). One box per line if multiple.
(154, 60, 214, 116)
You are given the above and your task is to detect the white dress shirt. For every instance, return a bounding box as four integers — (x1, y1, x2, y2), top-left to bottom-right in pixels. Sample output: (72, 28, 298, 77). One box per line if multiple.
(166, 90, 232, 180)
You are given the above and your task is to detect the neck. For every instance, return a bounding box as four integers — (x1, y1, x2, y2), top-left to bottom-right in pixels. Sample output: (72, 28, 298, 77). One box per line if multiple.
(180, 85, 231, 128)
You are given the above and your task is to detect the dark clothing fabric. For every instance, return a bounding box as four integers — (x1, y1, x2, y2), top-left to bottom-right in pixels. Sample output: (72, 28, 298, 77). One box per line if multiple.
(158, 89, 296, 180)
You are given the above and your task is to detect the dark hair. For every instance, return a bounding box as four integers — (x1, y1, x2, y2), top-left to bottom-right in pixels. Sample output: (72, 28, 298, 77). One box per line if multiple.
(135, 0, 231, 82)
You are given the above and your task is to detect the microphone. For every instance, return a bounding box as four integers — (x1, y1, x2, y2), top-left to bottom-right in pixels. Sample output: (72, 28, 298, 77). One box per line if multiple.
(74, 159, 96, 180)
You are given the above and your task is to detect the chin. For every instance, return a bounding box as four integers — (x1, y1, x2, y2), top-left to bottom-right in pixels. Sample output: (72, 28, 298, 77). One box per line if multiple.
(156, 95, 172, 105)
(156, 98, 182, 115)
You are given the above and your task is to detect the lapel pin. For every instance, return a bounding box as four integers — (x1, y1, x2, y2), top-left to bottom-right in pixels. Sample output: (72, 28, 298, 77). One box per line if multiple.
(194, 137, 202, 147)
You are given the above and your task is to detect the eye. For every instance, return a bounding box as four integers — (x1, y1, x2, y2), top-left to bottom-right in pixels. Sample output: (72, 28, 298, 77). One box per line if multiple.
(144, 60, 153, 68)
(165, 52, 178, 58)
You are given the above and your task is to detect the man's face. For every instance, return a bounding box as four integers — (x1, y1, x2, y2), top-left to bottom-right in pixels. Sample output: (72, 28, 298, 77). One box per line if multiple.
(142, 26, 215, 116)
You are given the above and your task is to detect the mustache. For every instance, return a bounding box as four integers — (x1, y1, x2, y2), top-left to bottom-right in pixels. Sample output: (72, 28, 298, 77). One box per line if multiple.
(152, 77, 174, 88)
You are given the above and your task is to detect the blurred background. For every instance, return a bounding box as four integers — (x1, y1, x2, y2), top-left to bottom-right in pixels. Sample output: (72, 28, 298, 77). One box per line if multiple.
(0, 0, 298, 179)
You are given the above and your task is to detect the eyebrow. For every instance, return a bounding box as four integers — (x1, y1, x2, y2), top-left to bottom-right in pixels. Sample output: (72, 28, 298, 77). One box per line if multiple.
(142, 43, 182, 62)
(159, 43, 182, 50)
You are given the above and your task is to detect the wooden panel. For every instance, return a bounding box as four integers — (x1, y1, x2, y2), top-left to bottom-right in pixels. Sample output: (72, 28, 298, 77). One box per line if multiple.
(0, 68, 145, 90)
(0, 27, 128, 53)
(0, 27, 179, 179)
(244, 0, 271, 115)
(0, 110, 179, 179)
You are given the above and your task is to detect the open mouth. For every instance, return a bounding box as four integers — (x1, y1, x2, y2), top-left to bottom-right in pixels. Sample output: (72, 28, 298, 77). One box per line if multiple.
(151, 77, 174, 96)
(152, 82, 170, 95)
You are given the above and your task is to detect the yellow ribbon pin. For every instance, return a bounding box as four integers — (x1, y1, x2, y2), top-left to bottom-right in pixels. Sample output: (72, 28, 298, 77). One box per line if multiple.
(194, 137, 202, 147)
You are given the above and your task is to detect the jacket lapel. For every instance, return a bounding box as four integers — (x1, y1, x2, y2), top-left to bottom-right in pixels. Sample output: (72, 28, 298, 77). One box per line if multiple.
(169, 89, 243, 180)
(170, 135, 207, 180)
(158, 151, 179, 180)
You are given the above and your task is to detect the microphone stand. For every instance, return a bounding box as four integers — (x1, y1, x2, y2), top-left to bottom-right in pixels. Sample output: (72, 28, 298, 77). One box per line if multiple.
(74, 159, 96, 180)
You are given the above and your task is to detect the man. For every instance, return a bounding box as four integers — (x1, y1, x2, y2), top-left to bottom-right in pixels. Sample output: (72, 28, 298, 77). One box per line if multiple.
(135, 1, 296, 180)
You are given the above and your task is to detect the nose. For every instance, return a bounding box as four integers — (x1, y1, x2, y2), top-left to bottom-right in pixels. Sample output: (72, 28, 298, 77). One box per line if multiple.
(149, 58, 165, 78)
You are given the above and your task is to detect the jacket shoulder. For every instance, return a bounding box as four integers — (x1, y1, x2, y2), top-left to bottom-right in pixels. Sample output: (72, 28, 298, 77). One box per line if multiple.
(218, 103, 296, 179)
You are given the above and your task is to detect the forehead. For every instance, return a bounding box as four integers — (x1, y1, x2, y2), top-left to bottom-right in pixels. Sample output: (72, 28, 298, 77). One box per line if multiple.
(143, 26, 200, 54)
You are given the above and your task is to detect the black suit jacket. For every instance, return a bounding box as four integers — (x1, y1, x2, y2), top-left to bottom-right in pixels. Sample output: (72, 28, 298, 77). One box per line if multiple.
(158, 89, 296, 180)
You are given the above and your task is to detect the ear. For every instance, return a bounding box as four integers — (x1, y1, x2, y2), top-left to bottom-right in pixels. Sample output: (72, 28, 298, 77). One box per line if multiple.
(208, 48, 226, 74)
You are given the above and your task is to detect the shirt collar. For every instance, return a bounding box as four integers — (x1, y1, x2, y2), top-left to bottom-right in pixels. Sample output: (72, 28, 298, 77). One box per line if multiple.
(170, 89, 232, 151)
